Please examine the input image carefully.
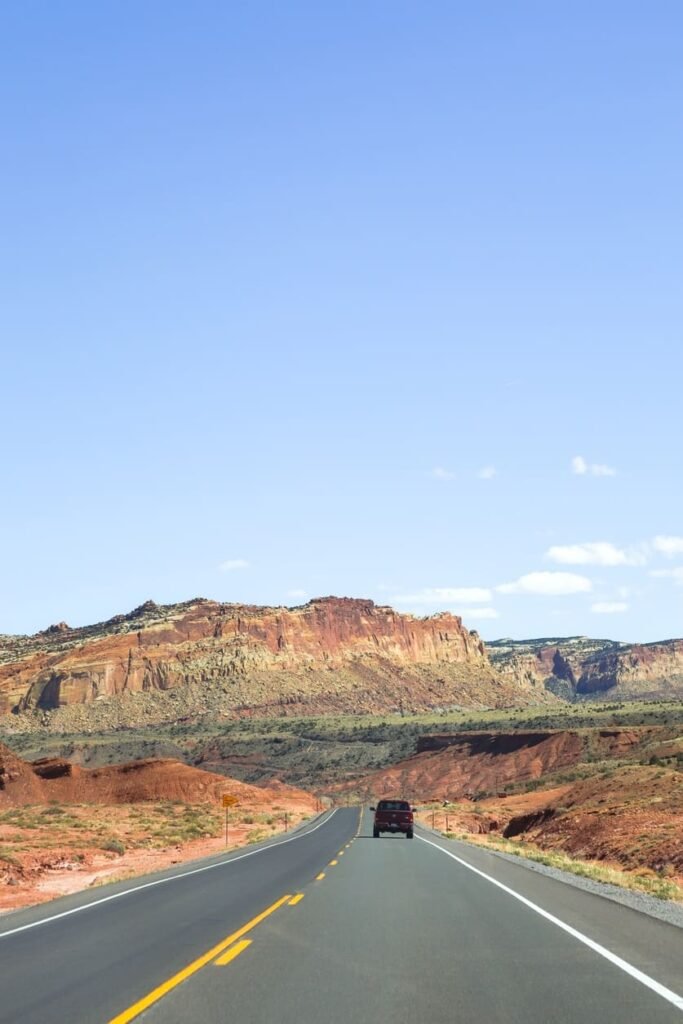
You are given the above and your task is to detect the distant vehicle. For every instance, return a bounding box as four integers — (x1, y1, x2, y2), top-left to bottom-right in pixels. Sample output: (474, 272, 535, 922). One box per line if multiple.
(370, 799, 414, 838)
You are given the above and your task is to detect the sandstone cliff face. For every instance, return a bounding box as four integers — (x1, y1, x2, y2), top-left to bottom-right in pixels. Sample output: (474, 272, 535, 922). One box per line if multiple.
(487, 636, 683, 701)
(0, 598, 544, 728)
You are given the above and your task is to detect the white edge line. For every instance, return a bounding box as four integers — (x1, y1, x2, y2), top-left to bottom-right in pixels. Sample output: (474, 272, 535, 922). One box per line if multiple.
(416, 834, 683, 1013)
(0, 809, 338, 940)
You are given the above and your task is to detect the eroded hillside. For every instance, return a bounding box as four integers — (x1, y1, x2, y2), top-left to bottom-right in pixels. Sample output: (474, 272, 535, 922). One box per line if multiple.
(488, 635, 683, 701)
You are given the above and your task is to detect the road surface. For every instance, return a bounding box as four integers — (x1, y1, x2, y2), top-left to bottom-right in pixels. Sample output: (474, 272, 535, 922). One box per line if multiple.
(0, 807, 681, 1023)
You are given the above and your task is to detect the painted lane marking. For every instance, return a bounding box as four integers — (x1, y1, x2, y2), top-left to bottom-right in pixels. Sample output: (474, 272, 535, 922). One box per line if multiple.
(288, 894, 305, 906)
(417, 834, 683, 1014)
(214, 939, 252, 966)
(316, 872, 326, 881)
(329, 860, 338, 866)
(108, 894, 292, 1023)
(0, 810, 337, 940)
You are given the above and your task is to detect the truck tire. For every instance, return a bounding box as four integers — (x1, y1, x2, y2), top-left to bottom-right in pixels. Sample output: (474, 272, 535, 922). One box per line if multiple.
(373, 828, 380, 838)
(406, 830, 414, 838)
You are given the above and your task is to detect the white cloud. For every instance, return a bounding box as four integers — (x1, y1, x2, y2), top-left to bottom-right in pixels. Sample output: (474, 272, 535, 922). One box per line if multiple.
(546, 542, 646, 567)
(477, 465, 497, 480)
(651, 567, 683, 585)
(218, 559, 249, 572)
(432, 466, 455, 481)
(591, 601, 629, 614)
(497, 572, 592, 596)
(653, 535, 683, 557)
(461, 607, 500, 620)
(571, 455, 616, 477)
(392, 586, 492, 606)
(286, 588, 307, 599)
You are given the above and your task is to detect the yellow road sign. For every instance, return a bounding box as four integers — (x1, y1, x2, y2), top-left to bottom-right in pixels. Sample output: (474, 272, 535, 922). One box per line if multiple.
(222, 795, 239, 808)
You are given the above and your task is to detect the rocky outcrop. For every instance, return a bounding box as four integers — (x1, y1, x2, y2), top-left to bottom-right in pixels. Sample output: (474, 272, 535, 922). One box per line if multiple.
(0, 598, 550, 729)
(487, 636, 683, 701)
(0, 741, 316, 809)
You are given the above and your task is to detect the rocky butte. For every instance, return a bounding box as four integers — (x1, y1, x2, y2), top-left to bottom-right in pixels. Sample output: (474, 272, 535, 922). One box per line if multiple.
(0, 598, 549, 730)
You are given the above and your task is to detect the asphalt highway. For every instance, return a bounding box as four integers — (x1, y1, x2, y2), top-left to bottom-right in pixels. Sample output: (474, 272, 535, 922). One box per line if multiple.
(1, 807, 682, 1023)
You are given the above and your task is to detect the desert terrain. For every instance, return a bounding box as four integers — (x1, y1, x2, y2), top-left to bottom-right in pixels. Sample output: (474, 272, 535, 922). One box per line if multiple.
(2, 597, 683, 912)
(0, 742, 317, 912)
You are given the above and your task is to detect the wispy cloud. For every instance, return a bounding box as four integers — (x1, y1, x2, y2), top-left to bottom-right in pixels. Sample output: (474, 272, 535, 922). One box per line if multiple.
(653, 536, 683, 557)
(546, 542, 646, 567)
(461, 607, 499, 620)
(391, 586, 492, 606)
(497, 572, 592, 596)
(477, 465, 497, 480)
(286, 588, 307, 599)
(591, 601, 629, 614)
(571, 455, 617, 477)
(651, 567, 683, 585)
(431, 466, 455, 481)
(218, 559, 249, 571)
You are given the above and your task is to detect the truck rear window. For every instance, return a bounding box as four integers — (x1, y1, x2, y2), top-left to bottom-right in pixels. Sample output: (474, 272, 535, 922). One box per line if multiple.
(377, 800, 410, 810)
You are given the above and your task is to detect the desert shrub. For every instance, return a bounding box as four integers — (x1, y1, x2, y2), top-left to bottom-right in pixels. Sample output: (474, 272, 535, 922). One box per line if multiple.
(101, 839, 125, 855)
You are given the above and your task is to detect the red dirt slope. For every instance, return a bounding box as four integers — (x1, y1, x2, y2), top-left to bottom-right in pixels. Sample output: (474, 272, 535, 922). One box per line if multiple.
(0, 743, 316, 811)
(335, 729, 656, 802)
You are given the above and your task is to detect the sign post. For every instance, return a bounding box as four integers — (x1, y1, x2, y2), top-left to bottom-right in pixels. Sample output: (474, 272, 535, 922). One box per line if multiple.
(222, 794, 239, 846)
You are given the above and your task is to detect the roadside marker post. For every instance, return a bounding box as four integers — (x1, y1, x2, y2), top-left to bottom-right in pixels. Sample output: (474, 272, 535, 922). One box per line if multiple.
(222, 794, 239, 846)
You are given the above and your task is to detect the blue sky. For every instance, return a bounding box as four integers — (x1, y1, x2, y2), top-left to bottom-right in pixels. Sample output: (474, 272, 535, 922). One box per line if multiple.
(1, 2, 682, 641)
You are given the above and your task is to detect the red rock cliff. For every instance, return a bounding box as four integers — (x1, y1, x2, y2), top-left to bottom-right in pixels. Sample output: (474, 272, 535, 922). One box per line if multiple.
(0, 598, 546, 727)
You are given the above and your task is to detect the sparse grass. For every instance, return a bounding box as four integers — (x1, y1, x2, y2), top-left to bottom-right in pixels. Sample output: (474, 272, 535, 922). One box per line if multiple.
(89, 870, 137, 887)
(446, 831, 683, 903)
(101, 838, 125, 855)
(0, 847, 21, 867)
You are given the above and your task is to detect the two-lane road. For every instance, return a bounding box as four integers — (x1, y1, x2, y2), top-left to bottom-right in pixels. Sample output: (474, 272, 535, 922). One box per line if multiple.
(1, 808, 682, 1023)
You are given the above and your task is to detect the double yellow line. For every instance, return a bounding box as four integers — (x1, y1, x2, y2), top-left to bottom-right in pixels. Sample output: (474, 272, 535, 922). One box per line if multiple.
(108, 893, 295, 1023)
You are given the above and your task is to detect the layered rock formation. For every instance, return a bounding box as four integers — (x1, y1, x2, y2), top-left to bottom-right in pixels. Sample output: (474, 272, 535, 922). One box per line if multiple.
(332, 728, 661, 802)
(0, 741, 315, 809)
(0, 598, 547, 730)
(487, 636, 683, 701)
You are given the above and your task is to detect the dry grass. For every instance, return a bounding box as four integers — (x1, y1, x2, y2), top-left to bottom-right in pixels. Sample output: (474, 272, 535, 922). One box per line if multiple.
(446, 830, 683, 903)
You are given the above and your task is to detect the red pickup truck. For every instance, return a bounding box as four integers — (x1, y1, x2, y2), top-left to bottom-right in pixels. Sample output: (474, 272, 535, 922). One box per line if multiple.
(371, 799, 414, 838)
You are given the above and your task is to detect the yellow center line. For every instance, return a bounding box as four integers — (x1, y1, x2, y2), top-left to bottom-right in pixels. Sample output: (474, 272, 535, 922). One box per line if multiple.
(214, 939, 252, 966)
(316, 872, 325, 881)
(329, 859, 338, 866)
(288, 894, 305, 906)
(107, 893, 292, 1024)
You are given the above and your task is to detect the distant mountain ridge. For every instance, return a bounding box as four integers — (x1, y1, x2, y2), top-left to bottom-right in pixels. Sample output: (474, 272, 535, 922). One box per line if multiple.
(0, 597, 548, 730)
(487, 635, 683, 701)
(1, 598, 682, 734)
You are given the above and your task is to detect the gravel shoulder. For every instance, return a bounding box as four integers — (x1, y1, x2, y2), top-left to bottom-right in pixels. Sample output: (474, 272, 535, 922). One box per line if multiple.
(425, 827, 683, 931)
